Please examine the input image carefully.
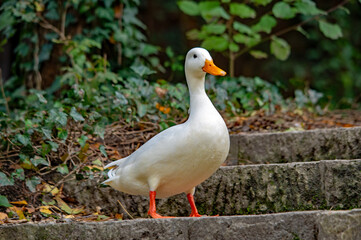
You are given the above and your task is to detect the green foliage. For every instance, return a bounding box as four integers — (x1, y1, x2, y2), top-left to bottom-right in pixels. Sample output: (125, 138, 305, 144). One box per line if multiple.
(178, 0, 347, 76)
(264, 3, 361, 108)
(0, 195, 13, 207)
(206, 76, 285, 114)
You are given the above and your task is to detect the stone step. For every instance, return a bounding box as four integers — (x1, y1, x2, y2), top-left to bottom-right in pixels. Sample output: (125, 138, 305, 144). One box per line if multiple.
(1, 209, 360, 240)
(61, 159, 361, 218)
(226, 127, 361, 165)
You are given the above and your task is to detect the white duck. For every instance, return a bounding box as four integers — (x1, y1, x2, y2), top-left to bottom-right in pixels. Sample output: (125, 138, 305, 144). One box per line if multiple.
(103, 47, 230, 218)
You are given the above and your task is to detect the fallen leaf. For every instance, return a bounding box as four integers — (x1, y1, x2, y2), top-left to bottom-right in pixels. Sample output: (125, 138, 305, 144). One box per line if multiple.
(10, 200, 28, 205)
(55, 196, 84, 215)
(9, 206, 26, 220)
(39, 206, 53, 215)
(115, 213, 123, 220)
(25, 206, 36, 213)
(41, 183, 60, 196)
(64, 215, 75, 219)
(90, 142, 101, 150)
(0, 212, 8, 220)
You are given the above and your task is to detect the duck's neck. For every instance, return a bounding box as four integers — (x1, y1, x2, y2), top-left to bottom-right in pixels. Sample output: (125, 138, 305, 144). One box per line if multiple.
(186, 72, 215, 120)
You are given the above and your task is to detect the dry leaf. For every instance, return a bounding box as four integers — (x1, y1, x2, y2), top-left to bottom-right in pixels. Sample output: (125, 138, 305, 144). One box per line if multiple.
(25, 206, 36, 213)
(115, 213, 123, 220)
(9, 206, 26, 220)
(155, 87, 167, 98)
(0, 212, 8, 221)
(41, 183, 60, 196)
(10, 200, 28, 205)
(55, 196, 84, 215)
(39, 206, 53, 215)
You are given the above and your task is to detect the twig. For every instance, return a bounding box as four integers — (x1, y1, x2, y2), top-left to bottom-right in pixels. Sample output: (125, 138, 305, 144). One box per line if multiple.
(117, 200, 134, 219)
(0, 69, 10, 116)
(38, 16, 66, 40)
(116, 3, 124, 65)
(60, 2, 69, 38)
(33, 31, 42, 90)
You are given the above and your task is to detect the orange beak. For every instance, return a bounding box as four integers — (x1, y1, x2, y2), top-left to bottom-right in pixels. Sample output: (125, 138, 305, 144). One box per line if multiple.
(202, 59, 227, 76)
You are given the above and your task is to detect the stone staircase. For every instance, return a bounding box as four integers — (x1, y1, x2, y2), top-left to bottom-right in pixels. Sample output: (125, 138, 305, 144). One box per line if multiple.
(1, 127, 361, 240)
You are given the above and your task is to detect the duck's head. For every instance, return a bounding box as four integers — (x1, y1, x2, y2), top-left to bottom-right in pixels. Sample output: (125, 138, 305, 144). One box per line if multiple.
(185, 48, 226, 79)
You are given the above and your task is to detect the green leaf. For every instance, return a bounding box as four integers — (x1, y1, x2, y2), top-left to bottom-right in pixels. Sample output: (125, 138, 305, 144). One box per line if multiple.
(318, 20, 343, 40)
(252, 15, 277, 34)
(230, 3, 256, 18)
(35, 92, 48, 104)
(229, 42, 240, 52)
(0, 195, 12, 207)
(294, 0, 325, 15)
(11, 169, 25, 181)
(94, 124, 105, 140)
(0, 172, 14, 186)
(250, 50, 268, 59)
(99, 145, 107, 157)
(136, 101, 148, 117)
(48, 109, 68, 126)
(177, 1, 200, 16)
(272, 2, 296, 19)
(92, 159, 103, 166)
(130, 64, 156, 77)
(41, 128, 52, 140)
(15, 134, 31, 146)
(203, 24, 226, 34)
(233, 34, 261, 47)
(70, 107, 85, 122)
(57, 128, 68, 140)
(199, 1, 230, 20)
(201, 36, 228, 51)
(57, 164, 69, 174)
(26, 176, 41, 192)
(233, 22, 253, 35)
(270, 36, 291, 61)
(31, 156, 49, 167)
(95, 7, 114, 20)
(78, 135, 88, 148)
(47, 141, 59, 152)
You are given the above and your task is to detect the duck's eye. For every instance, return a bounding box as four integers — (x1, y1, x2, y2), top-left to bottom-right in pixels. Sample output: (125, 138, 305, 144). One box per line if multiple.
(193, 54, 197, 59)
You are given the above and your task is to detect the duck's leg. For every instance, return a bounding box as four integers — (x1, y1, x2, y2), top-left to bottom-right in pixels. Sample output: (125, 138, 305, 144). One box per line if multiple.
(186, 188, 202, 217)
(147, 191, 175, 219)
(148, 191, 165, 218)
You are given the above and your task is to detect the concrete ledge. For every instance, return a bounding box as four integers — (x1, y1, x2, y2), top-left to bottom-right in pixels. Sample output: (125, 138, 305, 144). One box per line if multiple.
(61, 159, 361, 218)
(1, 209, 360, 240)
(226, 127, 361, 165)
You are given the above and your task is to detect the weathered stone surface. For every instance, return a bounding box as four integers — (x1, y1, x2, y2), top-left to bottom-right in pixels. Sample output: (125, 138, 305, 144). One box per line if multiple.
(317, 209, 361, 240)
(61, 160, 361, 218)
(226, 127, 361, 165)
(1, 210, 360, 240)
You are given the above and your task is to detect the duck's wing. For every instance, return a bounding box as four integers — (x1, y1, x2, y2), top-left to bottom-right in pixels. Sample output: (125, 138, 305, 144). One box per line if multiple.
(102, 123, 190, 184)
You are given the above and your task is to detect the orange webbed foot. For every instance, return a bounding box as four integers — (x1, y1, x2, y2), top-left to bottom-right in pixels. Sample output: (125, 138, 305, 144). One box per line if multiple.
(148, 210, 175, 219)
(148, 191, 175, 219)
(189, 212, 202, 217)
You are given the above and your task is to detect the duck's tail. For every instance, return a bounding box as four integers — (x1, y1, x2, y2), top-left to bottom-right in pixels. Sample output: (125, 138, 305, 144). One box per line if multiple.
(102, 157, 127, 185)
